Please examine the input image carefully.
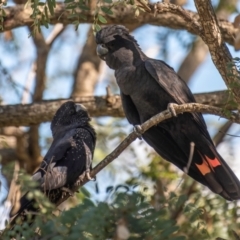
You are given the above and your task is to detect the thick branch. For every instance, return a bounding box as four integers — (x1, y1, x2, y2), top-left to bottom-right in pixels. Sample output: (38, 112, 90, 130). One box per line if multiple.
(71, 28, 101, 97)
(177, 0, 236, 84)
(194, 0, 240, 104)
(56, 103, 240, 206)
(177, 37, 208, 83)
(0, 90, 233, 127)
(2, 3, 238, 46)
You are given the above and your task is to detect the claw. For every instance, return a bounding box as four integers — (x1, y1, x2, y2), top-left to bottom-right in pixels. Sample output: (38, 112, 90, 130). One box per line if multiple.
(61, 187, 74, 197)
(167, 103, 178, 117)
(133, 125, 143, 140)
(75, 172, 86, 186)
(86, 170, 95, 181)
(74, 170, 96, 187)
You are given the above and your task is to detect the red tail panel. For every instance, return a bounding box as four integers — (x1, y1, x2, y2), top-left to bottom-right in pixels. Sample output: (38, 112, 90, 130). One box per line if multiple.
(205, 155, 221, 168)
(195, 160, 211, 176)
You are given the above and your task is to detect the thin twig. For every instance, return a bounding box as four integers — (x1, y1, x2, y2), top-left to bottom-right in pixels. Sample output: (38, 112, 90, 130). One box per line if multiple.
(56, 103, 240, 206)
(219, 132, 240, 138)
(183, 142, 195, 174)
(213, 121, 233, 146)
(0, 162, 21, 228)
(174, 142, 195, 192)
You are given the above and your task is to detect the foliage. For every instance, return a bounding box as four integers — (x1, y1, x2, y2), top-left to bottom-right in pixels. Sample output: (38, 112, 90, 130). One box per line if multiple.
(2, 155, 240, 240)
(0, 0, 148, 34)
(0, 183, 204, 239)
(222, 57, 240, 117)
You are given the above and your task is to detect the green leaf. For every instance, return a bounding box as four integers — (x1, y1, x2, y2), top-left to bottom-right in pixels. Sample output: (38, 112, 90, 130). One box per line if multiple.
(79, 13, 87, 20)
(44, 6, 49, 20)
(51, 0, 56, 8)
(98, 14, 107, 23)
(1, 9, 6, 17)
(79, 4, 90, 11)
(161, 226, 179, 238)
(171, 236, 186, 240)
(169, 191, 177, 199)
(104, 0, 112, 3)
(101, 6, 113, 15)
(175, 194, 187, 209)
(81, 187, 91, 198)
(67, 13, 79, 19)
(94, 24, 101, 32)
(64, 0, 74, 3)
(47, 0, 54, 15)
(66, 4, 76, 9)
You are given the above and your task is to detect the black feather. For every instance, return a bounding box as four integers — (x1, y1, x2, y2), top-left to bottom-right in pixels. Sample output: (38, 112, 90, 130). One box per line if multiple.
(10, 101, 96, 225)
(95, 25, 240, 200)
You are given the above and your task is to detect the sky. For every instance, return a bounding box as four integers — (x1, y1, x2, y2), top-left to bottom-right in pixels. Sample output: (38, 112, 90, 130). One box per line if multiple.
(0, 0, 240, 229)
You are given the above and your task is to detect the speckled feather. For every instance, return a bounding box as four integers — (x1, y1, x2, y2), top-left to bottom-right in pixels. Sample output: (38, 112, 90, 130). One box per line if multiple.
(10, 101, 96, 224)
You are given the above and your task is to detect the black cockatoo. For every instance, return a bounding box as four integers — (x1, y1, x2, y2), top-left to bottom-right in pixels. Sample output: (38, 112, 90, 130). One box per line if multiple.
(95, 25, 240, 200)
(10, 101, 96, 223)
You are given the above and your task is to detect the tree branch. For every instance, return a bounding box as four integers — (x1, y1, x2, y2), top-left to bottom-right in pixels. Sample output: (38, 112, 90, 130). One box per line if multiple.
(177, 37, 208, 83)
(46, 23, 66, 47)
(0, 90, 234, 127)
(213, 120, 233, 146)
(2, 3, 238, 46)
(55, 102, 240, 206)
(71, 27, 101, 97)
(177, 0, 236, 84)
(194, 0, 240, 104)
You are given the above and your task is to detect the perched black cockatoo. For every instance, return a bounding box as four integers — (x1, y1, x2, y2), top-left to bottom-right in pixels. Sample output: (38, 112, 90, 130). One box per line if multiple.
(95, 25, 240, 200)
(10, 101, 96, 223)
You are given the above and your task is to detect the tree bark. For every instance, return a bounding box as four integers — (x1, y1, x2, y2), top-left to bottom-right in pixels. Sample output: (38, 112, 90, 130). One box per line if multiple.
(177, 37, 208, 83)
(1, 3, 238, 46)
(0, 90, 234, 127)
(71, 28, 101, 97)
(194, 0, 240, 105)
